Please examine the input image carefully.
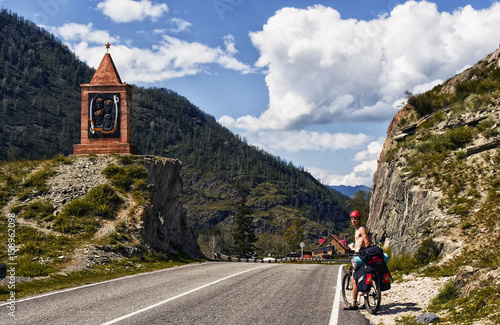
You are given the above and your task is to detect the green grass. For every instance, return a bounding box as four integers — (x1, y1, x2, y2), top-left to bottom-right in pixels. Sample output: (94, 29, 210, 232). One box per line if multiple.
(102, 163, 149, 192)
(11, 199, 55, 223)
(0, 156, 76, 208)
(18, 164, 56, 200)
(52, 184, 123, 235)
(394, 315, 419, 325)
(386, 239, 444, 278)
(430, 280, 459, 306)
(407, 65, 500, 118)
(428, 282, 500, 324)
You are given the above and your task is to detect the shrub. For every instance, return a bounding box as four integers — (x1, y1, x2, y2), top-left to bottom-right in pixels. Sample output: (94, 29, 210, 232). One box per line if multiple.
(449, 197, 473, 217)
(445, 126, 474, 149)
(387, 251, 419, 274)
(103, 163, 149, 192)
(407, 92, 437, 117)
(415, 238, 440, 265)
(429, 280, 458, 308)
(53, 184, 123, 235)
(102, 164, 122, 178)
(125, 165, 149, 180)
(16, 255, 53, 277)
(20, 199, 55, 222)
(117, 155, 135, 165)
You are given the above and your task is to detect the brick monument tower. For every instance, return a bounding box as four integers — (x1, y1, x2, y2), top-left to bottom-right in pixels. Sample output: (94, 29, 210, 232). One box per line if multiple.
(73, 44, 137, 155)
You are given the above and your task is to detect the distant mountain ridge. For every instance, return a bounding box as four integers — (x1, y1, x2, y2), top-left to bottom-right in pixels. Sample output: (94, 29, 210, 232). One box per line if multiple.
(329, 185, 370, 198)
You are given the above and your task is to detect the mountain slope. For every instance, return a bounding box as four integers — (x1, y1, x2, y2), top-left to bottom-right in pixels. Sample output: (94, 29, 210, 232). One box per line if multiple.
(0, 9, 351, 256)
(0, 9, 94, 160)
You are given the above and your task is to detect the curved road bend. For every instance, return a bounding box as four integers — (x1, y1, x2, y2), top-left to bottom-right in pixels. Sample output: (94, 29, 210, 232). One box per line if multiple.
(2, 262, 369, 325)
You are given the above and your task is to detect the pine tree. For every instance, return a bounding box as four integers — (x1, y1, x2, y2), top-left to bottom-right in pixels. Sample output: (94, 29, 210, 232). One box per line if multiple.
(231, 196, 257, 257)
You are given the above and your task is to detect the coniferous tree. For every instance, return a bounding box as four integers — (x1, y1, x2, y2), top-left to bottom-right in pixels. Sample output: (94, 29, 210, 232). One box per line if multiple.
(231, 196, 257, 257)
(347, 190, 371, 223)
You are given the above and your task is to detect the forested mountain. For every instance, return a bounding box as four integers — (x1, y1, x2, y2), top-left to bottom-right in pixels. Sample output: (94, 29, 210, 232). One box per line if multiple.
(0, 9, 352, 256)
(0, 10, 94, 160)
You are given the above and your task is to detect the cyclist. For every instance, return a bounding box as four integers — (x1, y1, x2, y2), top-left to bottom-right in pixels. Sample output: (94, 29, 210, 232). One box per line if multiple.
(344, 210, 373, 310)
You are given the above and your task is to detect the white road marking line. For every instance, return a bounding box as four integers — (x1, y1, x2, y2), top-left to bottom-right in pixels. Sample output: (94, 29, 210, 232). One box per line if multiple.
(329, 264, 344, 325)
(0, 262, 207, 307)
(101, 264, 274, 325)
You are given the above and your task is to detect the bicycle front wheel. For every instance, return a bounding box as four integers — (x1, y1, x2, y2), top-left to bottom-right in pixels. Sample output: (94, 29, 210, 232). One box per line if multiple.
(341, 271, 354, 307)
(364, 278, 381, 314)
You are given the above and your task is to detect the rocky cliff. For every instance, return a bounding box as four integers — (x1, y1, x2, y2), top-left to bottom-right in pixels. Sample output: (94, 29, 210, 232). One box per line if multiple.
(140, 156, 201, 257)
(368, 49, 500, 257)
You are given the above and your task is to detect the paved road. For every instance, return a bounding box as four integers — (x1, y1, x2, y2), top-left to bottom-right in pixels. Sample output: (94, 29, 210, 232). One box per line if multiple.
(1, 262, 369, 324)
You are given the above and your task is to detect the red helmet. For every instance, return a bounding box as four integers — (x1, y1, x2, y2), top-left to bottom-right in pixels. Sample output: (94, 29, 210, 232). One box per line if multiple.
(350, 211, 361, 219)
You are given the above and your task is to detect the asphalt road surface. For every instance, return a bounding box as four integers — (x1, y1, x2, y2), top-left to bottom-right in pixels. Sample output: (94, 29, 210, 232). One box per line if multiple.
(1, 262, 370, 325)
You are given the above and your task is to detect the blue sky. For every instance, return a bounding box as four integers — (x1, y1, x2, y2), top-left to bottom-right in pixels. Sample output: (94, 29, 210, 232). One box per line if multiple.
(2, 0, 499, 186)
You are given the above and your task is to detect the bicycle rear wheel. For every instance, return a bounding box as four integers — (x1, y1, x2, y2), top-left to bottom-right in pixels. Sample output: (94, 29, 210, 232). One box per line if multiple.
(364, 277, 381, 314)
(341, 271, 354, 306)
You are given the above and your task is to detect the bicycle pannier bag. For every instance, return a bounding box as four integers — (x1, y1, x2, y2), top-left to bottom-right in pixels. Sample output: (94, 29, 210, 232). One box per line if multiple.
(358, 245, 384, 264)
(380, 272, 391, 291)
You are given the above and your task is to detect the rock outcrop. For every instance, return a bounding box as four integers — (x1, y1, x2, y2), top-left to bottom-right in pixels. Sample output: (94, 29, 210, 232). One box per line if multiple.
(368, 49, 500, 256)
(368, 162, 445, 254)
(140, 156, 201, 257)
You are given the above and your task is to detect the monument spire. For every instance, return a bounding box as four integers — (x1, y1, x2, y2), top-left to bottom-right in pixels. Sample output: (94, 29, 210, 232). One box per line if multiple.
(73, 44, 137, 155)
(90, 45, 123, 85)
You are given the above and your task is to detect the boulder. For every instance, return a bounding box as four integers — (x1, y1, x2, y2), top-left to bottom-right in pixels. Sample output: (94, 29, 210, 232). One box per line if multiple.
(416, 313, 439, 323)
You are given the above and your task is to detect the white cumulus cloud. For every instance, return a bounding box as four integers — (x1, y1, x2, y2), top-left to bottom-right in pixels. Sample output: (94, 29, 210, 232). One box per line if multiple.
(307, 141, 382, 187)
(50, 24, 253, 83)
(49, 23, 119, 44)
(248, 130, 372, 153)
(354, 141, 383, 162)
(228, 1, 500, 133)
(96, 0, 168, 23)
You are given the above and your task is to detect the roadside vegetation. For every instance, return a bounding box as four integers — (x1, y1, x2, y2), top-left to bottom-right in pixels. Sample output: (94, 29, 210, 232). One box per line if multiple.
(389, 237, 500, 324)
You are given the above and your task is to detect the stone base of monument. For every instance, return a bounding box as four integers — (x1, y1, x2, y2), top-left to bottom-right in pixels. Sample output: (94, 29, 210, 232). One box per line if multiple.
(73, 142, 138, 155)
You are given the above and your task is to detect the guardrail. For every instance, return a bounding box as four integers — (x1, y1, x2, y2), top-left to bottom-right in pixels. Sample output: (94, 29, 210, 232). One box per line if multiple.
(214, 254, 350, 264)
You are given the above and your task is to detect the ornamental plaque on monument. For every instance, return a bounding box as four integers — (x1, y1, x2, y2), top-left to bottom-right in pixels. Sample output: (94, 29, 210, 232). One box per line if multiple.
(73, 43, 137, 155)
